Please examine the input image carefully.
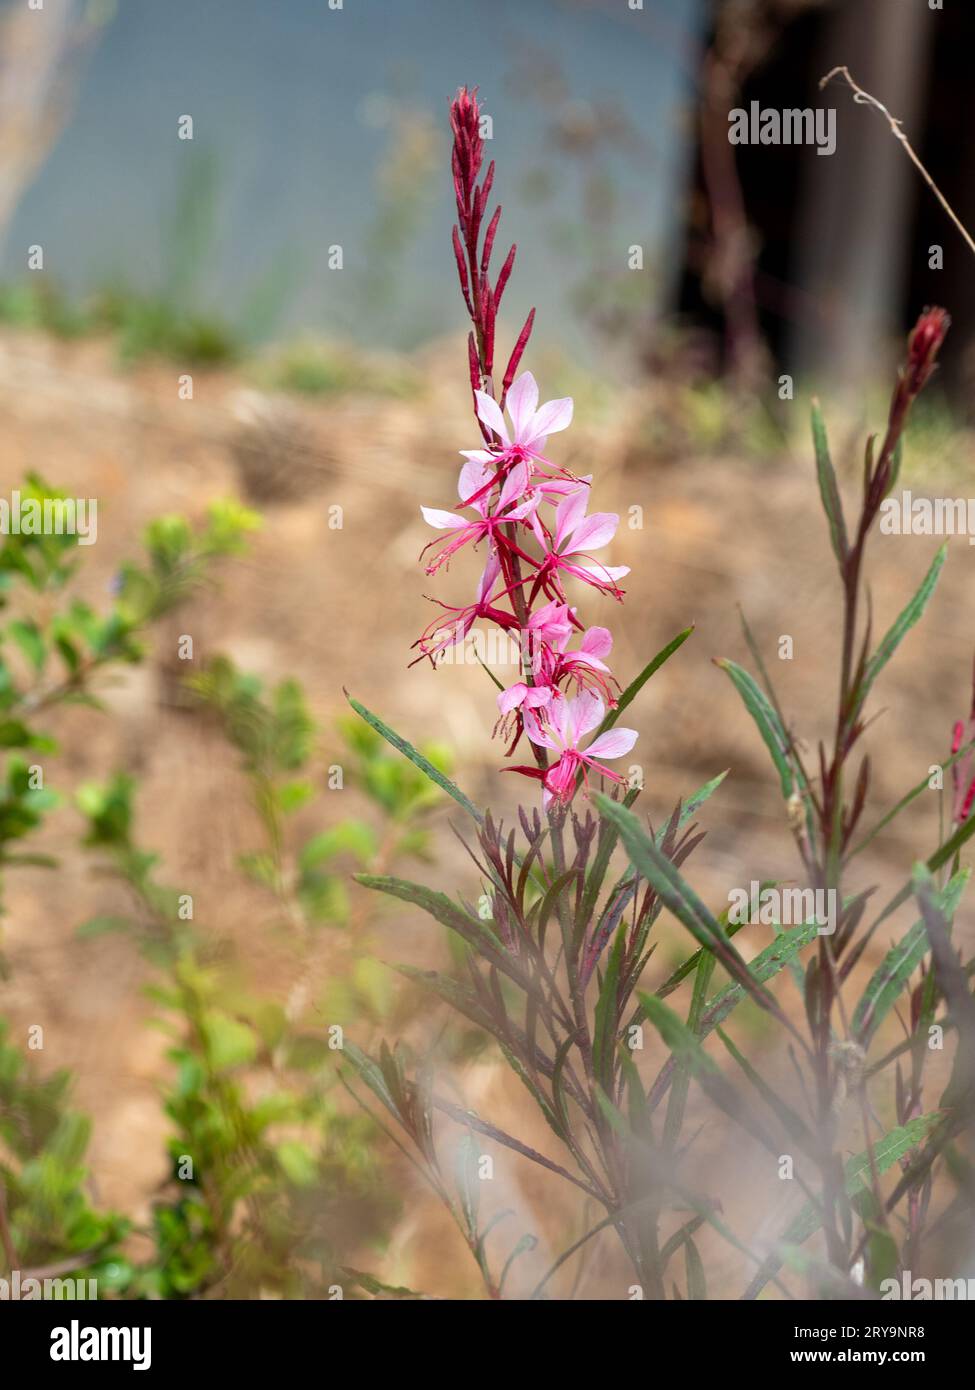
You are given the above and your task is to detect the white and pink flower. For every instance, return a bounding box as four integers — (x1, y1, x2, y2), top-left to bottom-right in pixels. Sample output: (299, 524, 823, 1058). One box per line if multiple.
(525, 691, 638, 808)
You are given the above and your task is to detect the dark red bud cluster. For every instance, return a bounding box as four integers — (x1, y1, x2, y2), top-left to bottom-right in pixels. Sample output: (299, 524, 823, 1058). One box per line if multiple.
(448, 86, 534, 428)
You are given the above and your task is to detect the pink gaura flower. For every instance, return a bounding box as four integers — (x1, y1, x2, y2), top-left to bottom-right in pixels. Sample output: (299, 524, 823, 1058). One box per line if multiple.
(524, 607, 616, 702)
(411, 552, 515, 665)
(545, 626, 617, 704)
(459, 372, 578, 509)
(496, 680, 554, 718)
(420, 458, 535, 574)
(526, 599, 576, 651)
(521, 690, 638, 808)
(529, 486, 629, 600)
(471, 371, 573, 461)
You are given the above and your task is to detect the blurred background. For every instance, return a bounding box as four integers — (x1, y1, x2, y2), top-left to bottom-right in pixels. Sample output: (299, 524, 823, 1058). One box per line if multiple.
(1, 0, 974, 1299)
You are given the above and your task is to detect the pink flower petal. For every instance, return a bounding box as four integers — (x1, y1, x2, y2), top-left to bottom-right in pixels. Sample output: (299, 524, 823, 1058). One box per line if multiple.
(421, 507, 466, 530)
(526, 396, 573, 446)
(475, 390, 510, 446)
(497, 460, 530, 511)
(498, 683, 529, 715)
(524, 685, 554, 708)
(459, 458, 493, 506)
(554, 487, 590, 546)
(570, 690, 604, 739)
(580, 626, 613, 659)
(570, 561, 630, 586)
(586, 727, 638, 760)
(565, 512, 619, 554)
(506, 372, 539, 440)
(475, 553, 501, 603)
(525, 713, 558, 751)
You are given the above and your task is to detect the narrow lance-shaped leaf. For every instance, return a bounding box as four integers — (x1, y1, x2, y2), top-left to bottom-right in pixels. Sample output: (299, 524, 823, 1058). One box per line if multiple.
(581, 771, 728, 978)
(595, 625, 694, 737)
(862, 808, 975, 946)
(853, 544, 946, 719)
(713, 659, 795, 798)
(716, 1026, 812, 1149)
(914, 864, 975, 1109)
(685, 1238, 707, 1301)
(346, 694, 482, 823)
(576, 625, 694, 792)
(849, 737, 975, 861)
(594, 794, 792, 1030)
(853, 869, 969, 1046)
(592, 923, 627, 1089)
(637, 993, 719, 1079)
(356, 873, 518, 981)
(811, 400, 849, 570)
(663, 945, 717, 1150)
(433, 1094, 601, 1199)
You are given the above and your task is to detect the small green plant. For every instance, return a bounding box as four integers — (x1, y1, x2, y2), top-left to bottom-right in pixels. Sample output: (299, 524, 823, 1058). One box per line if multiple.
(74, 772, 393, 1298)
(0, 486, 257, 1291)
(0, 1021, 133, 1294)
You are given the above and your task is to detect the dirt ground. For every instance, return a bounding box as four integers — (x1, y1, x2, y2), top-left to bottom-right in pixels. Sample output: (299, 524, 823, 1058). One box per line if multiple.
(1, 325, 973, 1297)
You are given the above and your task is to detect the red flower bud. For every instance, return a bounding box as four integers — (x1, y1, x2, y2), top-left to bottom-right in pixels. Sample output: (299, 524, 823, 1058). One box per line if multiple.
(905, 306, 950, 396)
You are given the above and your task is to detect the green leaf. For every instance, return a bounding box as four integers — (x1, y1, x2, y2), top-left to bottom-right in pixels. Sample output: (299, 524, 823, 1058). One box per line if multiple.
(664, 943, 718, 1149)
(341, 1040, 400, 1121)
(716, 1026, 811, 1146)
(341, 1268, 428, 1300)
(811, 401, 849, 569)
(75, 915, 131, 939)
(276, 1140, 318, 1187)
(856, 545, 946, 715)
(914, 864, 975, 1108)
(579, 771, 727, 954)
(592, 924, 627, 1088)
(200, 1011, 257, 1071)
(850, 738, 975, 860)
(637, 993, 718, 1078)
(355, 874, 512, 972)
(593, 794, 769, 1011)
(646, 921, 820, 1111)
(865, 811, 975, 952)
(854, 869, 969, 1045)
(685, 1237, 707, 1300)
(499, 1232, 538, 1295)
(300, 820, 377, 869)
(742, 1112, 944, 1298)
(8, 618, 46, 673)
(697, 920, 820, 1039)
(347, 695, 480, 823)
(594, 626, 693, 738)
(714, 659, 795, 798)
(455, 1133, 481, 1240)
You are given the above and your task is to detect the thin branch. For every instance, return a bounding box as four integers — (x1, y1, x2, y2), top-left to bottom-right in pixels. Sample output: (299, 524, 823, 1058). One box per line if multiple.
(820, 66, 975, 260)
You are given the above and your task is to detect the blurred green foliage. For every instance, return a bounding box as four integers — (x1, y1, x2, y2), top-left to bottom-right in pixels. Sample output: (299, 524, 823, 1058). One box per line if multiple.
(0, 479, 441, 1297)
